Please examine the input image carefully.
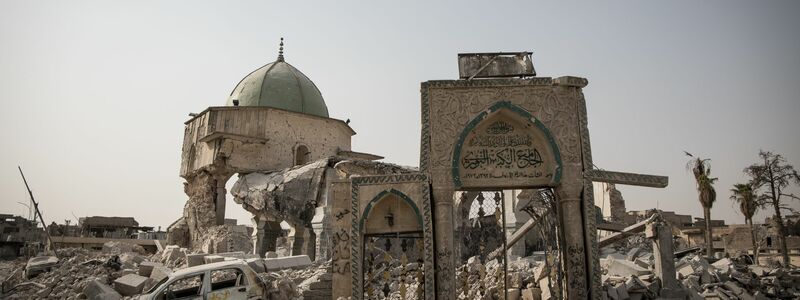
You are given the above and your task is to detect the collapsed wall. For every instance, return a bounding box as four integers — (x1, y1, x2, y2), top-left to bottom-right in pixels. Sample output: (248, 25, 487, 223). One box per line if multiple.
(169, 156, 416, 259)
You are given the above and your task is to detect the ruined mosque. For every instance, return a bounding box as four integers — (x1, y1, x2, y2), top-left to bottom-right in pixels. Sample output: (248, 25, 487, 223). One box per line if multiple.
(166, 38, 670, 299)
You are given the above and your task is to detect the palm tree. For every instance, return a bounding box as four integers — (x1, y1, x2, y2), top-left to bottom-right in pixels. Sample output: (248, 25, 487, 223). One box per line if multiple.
(685, 152, 718, 258)
(730, 182, 760, 263)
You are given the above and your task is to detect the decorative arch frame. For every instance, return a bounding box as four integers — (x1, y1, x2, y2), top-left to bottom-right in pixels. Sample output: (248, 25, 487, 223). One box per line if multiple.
(451, 100, 564, 189)
(350, 174, 436, 300)
(358, 188, 423, 232)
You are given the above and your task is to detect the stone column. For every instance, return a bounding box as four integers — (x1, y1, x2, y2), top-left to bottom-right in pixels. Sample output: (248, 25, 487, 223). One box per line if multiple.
(329, 181, 352, 300)
(432, 185, 455, 300)
(554, 165, 590, 299)
(647, 220, 685, 299)
(215, 178, 227, 225)
(251, 215, 281, 257)
(252, 216, 266, 257)
(311, 206, 328, 262)
(504, 189, 526, 257)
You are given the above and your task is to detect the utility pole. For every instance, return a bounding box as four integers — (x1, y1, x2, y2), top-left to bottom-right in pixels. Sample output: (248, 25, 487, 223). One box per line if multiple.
(18, 166, 55, 255)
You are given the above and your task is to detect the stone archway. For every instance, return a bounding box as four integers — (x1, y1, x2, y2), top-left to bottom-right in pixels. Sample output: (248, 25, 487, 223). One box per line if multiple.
(359, 190, 425, 299)
(348, 174, 436, 300)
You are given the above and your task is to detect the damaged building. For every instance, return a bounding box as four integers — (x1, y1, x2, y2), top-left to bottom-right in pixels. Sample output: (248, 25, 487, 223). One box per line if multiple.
(168, 40, 394, 261)
(163, 43, 678, 299)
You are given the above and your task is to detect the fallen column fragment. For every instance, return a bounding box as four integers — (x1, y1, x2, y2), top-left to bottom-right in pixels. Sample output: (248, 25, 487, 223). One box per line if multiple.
(598, 214, 657, 248)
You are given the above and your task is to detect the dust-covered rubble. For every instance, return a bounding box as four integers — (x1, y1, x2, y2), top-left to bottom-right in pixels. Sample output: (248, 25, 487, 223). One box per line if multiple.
(0, 242, 338, 300)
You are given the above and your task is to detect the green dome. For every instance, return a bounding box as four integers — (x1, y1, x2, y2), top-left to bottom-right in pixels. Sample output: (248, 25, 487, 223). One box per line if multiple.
(226, 56, 329, 118)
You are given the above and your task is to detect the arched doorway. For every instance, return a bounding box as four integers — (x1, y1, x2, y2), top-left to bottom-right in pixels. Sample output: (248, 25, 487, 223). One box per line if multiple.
(360, 190, 426, 299)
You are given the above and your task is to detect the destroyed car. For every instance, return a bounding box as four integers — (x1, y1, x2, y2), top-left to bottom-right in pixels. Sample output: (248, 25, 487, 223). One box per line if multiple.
(134, 260, 266, 300)
(24, 255, 59, 278)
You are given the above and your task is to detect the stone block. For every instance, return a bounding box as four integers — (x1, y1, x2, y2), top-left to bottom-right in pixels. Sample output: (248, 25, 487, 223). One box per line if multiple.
(113, 274, 148, 296)
(204, 255, 224, 264)
(149, 265, 173, 283)
(137, 261, 161, 277)
(84, 279, 122, 300)
(263, 255, 312, 271)
(186, 253, 207, 267)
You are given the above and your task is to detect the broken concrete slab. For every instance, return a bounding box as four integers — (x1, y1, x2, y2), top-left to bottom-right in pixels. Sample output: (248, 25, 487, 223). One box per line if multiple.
(712, 258, 732, 273)
(161, 245, 185, 265)
(149, 265, 173, 283)
(603, 258, 651, 277)
(84, 279, 122, 300)
(113, 274, 148, 296)
(264, 255, 312, 271)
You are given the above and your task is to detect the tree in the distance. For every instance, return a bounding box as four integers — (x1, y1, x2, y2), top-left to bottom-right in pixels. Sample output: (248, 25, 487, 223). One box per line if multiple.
(729, 182, 762, 263)
(685, 151, 718, 258)
(744, 150, 800, 266)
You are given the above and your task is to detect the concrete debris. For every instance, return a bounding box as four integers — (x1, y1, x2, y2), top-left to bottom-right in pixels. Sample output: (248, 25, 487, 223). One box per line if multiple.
(198, 225, 253, 254)
(186, 253, 207, 267)
(455, 256, 544, 300)
(0, 248, 124, 299)
(1, 238, 353, 300)
(602, 257, 651, 277)
(137, 261, 161, 277)
(263, 255, 313, 271)
(599, 246, 800, 300)
(102, 241, 147, 255)
(113, 273, 148, 296)
(83, 279, 122, 300)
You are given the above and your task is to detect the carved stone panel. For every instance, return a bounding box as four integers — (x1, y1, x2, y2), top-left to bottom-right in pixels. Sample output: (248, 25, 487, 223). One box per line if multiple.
(453, 101, 562, 189)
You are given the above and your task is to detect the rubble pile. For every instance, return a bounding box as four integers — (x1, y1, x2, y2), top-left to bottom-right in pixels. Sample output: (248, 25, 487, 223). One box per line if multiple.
(600, 245, 800, 300)
(197, 225, 254, 255)
(600, 253, 661, 300)
(454, 256, 555, 300)
(1, 248, 124, 299)
(676, 255, 800, 299)
(102, 241, 147, 255)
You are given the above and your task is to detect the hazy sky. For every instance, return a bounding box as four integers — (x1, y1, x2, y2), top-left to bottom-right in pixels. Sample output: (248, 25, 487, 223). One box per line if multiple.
(1, 1, 798, 230)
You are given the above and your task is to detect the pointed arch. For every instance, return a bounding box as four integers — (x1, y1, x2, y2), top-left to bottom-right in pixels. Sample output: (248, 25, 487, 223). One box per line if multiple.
(451, 100, 563, 189)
